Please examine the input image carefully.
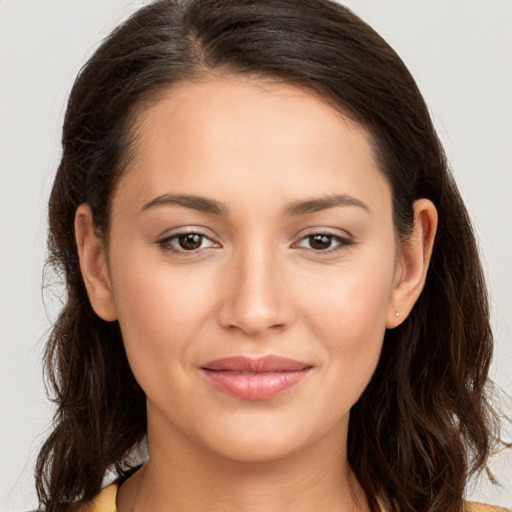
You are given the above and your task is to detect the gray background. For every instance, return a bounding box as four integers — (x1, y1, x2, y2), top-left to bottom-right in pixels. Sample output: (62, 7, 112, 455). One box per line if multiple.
(1, 1, 511, 510)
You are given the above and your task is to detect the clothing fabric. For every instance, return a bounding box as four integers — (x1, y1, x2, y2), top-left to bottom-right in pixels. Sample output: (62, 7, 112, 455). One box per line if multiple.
(80, 483, 510, 512)
(80, 484, 117, 512)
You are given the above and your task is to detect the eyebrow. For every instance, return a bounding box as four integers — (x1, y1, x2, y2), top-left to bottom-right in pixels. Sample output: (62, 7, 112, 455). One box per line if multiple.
(141, 194, 229, 215)
(284, 194, 370, 216)
(141, 193, 369, 216)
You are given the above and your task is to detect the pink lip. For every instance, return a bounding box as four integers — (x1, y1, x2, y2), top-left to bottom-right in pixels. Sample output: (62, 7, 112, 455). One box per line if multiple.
(201, 355, 312, 400)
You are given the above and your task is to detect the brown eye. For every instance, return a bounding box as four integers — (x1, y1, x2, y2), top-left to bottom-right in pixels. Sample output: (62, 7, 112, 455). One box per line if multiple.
(294, 232, 353, 254)
(178, 233, 203, 250)
(158, 232, 218, 253)
(308, 234, 334, 250)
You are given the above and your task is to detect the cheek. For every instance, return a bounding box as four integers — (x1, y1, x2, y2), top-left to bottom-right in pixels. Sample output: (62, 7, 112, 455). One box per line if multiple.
(302, 250, 395, 337)
(299, 249, 396, 389)
(108, 253, 216, 389)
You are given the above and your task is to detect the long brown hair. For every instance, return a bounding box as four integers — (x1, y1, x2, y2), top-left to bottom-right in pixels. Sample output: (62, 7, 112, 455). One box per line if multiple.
(37, 1, 504, 510)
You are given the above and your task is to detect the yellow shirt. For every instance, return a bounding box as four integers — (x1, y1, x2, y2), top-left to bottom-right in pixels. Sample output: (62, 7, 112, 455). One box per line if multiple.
(80, 483, 510, 512)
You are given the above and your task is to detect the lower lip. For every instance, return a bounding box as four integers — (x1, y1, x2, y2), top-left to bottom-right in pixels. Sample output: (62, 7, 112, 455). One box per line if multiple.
(202, 369, 311, 400)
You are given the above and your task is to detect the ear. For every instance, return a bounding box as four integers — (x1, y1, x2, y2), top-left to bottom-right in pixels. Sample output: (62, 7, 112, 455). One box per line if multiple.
(386, 198, 438, 328)
(75, 203, 118, 321)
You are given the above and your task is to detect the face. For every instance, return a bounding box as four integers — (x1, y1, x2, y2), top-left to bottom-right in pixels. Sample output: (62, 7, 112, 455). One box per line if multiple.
(89, 78, 409, 463)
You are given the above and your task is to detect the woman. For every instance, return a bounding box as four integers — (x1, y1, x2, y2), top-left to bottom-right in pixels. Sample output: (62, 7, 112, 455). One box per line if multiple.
(35, 0, 508, 511)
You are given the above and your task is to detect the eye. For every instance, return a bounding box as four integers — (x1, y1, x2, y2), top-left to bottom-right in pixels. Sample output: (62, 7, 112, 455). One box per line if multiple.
(295, 233, 353, 253)
(158, 232, 219, 253)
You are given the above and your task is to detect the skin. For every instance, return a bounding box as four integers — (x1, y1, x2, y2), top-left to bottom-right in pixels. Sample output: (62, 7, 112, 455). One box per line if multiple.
(75, 77, 437, 512)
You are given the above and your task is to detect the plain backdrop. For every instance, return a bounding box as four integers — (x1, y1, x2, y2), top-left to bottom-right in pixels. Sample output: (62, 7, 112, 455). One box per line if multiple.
(1, 1, 511, 510)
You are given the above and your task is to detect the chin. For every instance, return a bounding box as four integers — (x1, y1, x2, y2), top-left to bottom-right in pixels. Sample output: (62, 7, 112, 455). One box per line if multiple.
(191, 408, 341, 465)
(206, 431, 309, 464)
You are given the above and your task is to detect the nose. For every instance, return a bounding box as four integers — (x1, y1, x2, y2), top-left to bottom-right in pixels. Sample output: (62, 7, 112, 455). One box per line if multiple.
(216, 244, 295, 337)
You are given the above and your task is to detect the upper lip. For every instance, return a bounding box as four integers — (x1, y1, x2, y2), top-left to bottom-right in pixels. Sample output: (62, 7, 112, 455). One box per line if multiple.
(202, 355, 311, 372)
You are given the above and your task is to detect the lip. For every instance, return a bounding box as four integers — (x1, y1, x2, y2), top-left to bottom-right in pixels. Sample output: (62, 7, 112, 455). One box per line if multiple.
(201, 355, 312, 400)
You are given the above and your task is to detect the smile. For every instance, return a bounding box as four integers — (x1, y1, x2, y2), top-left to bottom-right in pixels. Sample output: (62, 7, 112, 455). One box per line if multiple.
(201, 355, 313, 400)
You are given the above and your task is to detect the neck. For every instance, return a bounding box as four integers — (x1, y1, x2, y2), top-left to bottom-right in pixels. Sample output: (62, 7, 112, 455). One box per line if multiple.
(118, 413, 369, 512)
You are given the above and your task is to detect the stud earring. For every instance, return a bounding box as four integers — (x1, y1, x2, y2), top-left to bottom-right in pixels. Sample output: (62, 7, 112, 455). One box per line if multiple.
(395, 312, 400, 317)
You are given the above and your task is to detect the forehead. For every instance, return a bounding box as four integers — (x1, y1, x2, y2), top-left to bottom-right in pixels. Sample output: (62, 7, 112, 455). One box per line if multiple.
(115, 77, 390, 215)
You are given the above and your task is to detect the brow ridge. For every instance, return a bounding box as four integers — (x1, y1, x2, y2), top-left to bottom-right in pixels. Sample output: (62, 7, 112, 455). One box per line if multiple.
(284, 194, 370, 216)
(141, 192, 369, 216)
(141, 194, 228, 215)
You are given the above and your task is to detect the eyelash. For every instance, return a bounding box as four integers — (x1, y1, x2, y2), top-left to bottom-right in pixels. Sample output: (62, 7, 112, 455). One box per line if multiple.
(157, 231, 220, 254)
(157, 231, 354, 255)
(293, 233, 354, 254)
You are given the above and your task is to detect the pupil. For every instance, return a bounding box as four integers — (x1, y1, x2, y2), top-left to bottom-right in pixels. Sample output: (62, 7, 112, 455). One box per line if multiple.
(310, 235, 331, 250)
(179, 233, 202, 250)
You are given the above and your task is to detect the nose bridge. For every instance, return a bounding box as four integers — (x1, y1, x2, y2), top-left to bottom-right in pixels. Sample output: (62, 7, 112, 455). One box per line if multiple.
(217, 237, 292, 335)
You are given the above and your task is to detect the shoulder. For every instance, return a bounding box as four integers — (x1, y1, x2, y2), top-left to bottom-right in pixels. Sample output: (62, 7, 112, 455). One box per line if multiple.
(465, 502, 511, 512)
(74, 483, 118, 512)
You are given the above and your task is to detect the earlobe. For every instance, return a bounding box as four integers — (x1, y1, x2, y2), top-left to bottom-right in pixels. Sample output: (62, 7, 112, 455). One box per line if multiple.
(386, 198, 438, 328)
(75, 203, 118, 321)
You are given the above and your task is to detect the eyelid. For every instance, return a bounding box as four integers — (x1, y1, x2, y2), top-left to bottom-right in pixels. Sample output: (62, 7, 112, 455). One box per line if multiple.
(156, 227, 221, 253)
(154, 226, 355, 255)
(292, 229, 356, 254)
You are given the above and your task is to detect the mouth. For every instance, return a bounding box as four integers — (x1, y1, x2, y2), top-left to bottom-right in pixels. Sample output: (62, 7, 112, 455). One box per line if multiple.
(201, 355, 313, 400)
